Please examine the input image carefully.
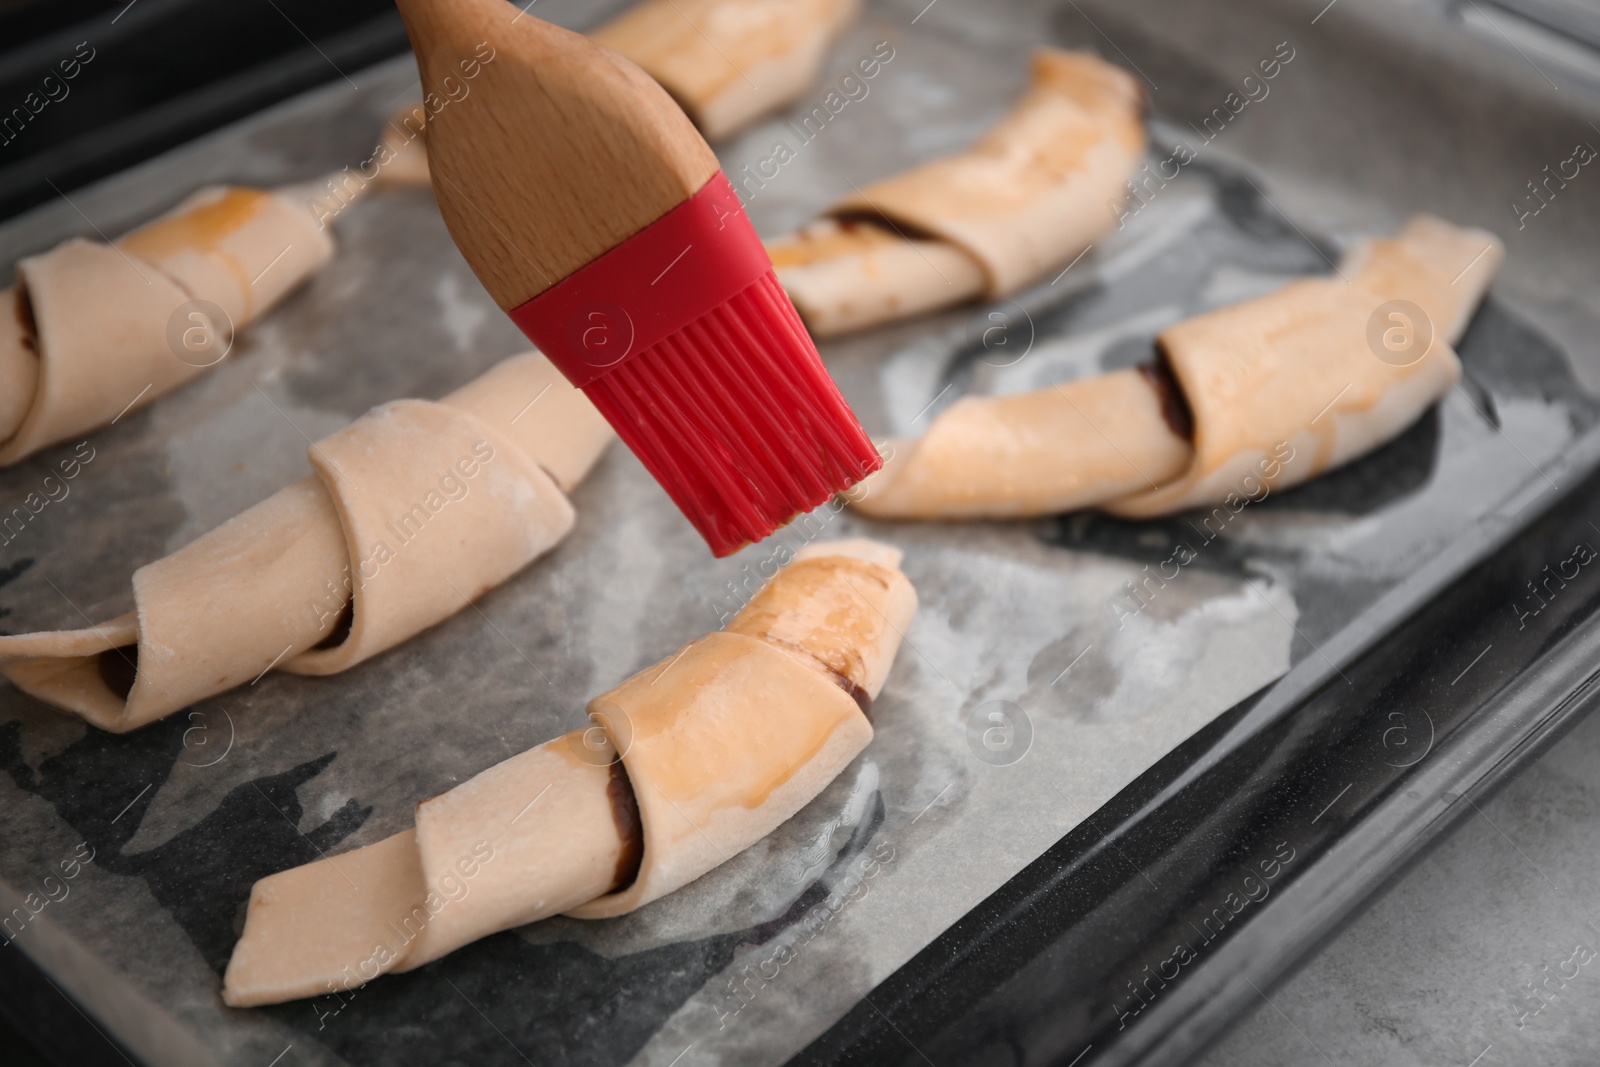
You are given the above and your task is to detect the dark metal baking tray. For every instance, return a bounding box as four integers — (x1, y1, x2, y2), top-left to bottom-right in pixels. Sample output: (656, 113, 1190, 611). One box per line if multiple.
(1, 0, 1599, 1065)
(0, 0, 409, 221)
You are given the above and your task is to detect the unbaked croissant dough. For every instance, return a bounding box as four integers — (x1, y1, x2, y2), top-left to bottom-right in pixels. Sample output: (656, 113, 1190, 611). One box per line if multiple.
(769, 48, 1147, 336)
(852, 215, 1503, 520)
(374, 103, 433, 187)
(221, 539, 914, 1007)
(384, 0, 864, 190)
(0, 186, 335, 465)
(0, 353, 612, 732)
(592, 0, 863, 141)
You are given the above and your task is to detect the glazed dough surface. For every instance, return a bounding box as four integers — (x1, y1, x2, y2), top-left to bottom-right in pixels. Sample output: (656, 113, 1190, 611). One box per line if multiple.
(0, 185, 335, 464)
(592, 0, 863, 140)
(222, 542, 915, 1006)
(771, 48, 1146, 335)
(830, 49, 1145, 297)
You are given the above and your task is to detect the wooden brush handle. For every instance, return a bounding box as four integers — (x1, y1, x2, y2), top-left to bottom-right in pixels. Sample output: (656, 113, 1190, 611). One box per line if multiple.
(395, 0, 720, 310)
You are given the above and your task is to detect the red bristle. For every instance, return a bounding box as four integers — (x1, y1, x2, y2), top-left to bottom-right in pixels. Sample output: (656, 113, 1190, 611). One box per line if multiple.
(581, 271, 881, 556)
(675, 326, 817, 507)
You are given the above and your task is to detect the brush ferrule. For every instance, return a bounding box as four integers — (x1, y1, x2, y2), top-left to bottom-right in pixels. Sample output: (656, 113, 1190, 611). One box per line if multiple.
(509, 171, 769, 389)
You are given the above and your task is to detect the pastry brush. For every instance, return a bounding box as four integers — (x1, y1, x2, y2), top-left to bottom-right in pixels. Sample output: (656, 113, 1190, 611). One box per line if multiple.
(393, 0, 882, 556)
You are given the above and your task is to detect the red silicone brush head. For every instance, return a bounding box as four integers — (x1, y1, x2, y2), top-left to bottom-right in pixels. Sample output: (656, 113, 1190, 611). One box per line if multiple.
(583, 271, 882, 556)
(510, 172, 881, 556)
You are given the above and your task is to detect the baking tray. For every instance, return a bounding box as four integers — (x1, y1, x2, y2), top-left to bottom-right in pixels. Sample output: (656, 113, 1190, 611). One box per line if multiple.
(0, 0, 410, 221)
(2, 1, 1599, 1066)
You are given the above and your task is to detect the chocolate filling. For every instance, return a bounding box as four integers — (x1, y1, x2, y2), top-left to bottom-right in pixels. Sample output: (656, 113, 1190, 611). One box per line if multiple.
(97, 646, 139, 700)
(606, 758, 644, 893)
(1136, 348, 1195, 442)
(829, 671, 872, 721)
(832, 209, 944, 244)
(314, 603, 354, 650)
(761, 635, 875, 721)
(13, 286, 38, 349)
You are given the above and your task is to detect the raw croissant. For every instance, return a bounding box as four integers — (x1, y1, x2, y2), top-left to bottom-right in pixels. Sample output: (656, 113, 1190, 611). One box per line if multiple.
(768, 48, 1146, 336)
(0, 186, 334, 465)
(0, 353, 611, 732)
(592, 0, 863, 141)
(381, 0, 865, 193)
(852, 215, 1503, 520)
(221, 538, 915, 1007)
